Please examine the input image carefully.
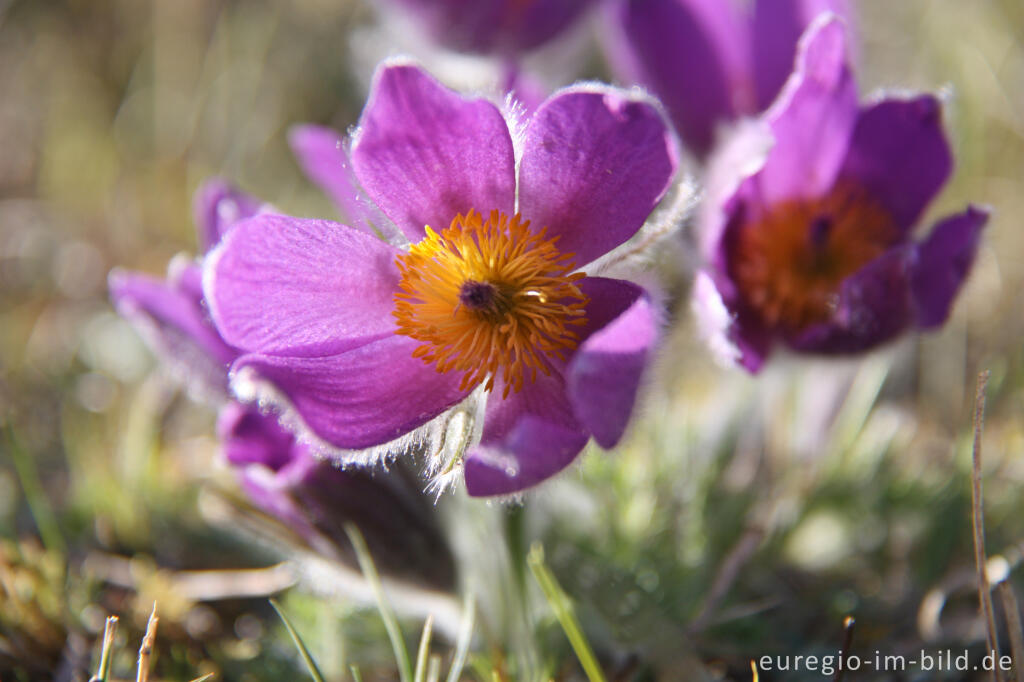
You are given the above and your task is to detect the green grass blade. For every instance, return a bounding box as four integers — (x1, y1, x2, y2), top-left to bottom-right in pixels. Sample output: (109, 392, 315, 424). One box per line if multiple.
(89, 615, 118, 682)
(270, 598, 326, 682)
(350, 665, 364, 682)
(344, 522, 413, 682)
(527, 543, 607, 682)
(444, 591, 475, 682)
(414, 614, 434, 682)
(6, 424, 65, 554)
(426, 655, 442, 682)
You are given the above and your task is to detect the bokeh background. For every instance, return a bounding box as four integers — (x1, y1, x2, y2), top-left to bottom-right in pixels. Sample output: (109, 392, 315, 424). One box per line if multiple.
(2, 0, 1024, 679)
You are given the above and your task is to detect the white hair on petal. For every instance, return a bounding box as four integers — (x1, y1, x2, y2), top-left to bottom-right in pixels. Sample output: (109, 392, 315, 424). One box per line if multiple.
(691, 271, 742, 366)
(585, 172, 698, 279)
(502, 90, 530, 173)
(230, 365, 487, 477)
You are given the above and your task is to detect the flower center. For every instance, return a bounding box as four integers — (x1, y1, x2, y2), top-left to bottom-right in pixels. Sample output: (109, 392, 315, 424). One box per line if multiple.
(730, 185, 899, 332)
(393, 209, 588, 397)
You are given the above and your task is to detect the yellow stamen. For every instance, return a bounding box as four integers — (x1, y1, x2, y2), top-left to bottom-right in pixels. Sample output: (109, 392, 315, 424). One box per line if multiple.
(731, 185, 899, 331)
(393, 209, 588, 398)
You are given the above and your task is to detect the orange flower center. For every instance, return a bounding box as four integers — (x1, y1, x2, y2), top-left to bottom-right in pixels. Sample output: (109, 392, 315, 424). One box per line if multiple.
(730, 186, 899, 331)
(393, 209, 588, 398)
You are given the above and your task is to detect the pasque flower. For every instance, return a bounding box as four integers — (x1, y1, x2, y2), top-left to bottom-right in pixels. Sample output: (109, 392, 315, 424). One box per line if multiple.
(219, 403, 455, 590)
(606, 0, 849, 157)
(203, 62, 676, 496)
(377, 0, 597, 57)
(694, 16, 988, 372)
(109, 181, 455, 586)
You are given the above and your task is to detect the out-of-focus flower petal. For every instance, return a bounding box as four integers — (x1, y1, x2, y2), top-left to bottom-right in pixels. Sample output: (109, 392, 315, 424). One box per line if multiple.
(566, 277, 656, 448)
(611, 0, 752, 157)
(109, 266, 236, 394)
(464, 372, 587, 497)
(204, 214, 402, 357)
(752, 0, 851, 109)
(232, 334, 470, 452)
(385, 0, 595, 56)
(288, 125, 385, 235)
(192, 178, 264, 252)
(518, 87, 676, 267)
(785, 247, 913, 353)
(757, 15, 857, 203)
(910, 206, 988, 328)
(351, 63, 516, 242)
(218, 402, 296, 470)
(837, 95, 952, 231)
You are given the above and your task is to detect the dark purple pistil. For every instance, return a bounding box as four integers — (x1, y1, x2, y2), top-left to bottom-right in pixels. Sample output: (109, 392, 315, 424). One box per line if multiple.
(809, 214, 833, 249)
(459, 280, 497, 310)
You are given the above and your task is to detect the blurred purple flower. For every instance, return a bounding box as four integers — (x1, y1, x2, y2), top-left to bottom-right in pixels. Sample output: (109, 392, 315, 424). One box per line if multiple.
(204, 62, 676, 496)
(606, 0, 850, 157)
(695, 16, 988, 372)
(219, 404, 455, 590)
(109, 180, 454, 586)
(108, 181, 264, 399)
(378, 0, 597, 57)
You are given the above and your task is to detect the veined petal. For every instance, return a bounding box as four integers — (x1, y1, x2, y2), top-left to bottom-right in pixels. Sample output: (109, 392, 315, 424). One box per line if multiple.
(351, 63, 516, 243)
(910, 206, 988, 327)
(753, 0, 852, 109)
(464, 372, 588, 497)
(231, 334, 470, 452)
(518, 86, 676, 267)
(837, 95, 952, 231)
(757, 14, 857, 203)
(567, 277, 657, 448)
(204, 213, 401, 357)
(610, 0, 752, 157)
(192, 178, 264, 252)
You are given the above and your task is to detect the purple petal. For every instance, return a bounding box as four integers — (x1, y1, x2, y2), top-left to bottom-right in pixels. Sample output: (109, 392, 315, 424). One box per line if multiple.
(785, 247, 913, 353)
(232, 334, 469, 451)
(385, 0, 595, 55)
(567, 277, 657, 448)
(109, 265, 236, 393)
(518, 87, 676, 267)
(910, 206, 988, 328)
(609, 0, 753, 157)
(699, 193, 776, 372)
(289, 125, 390, 236)
(193, 179, 264, 252)
(232, 440, 457, 589)
(217, 402, 297, 471)
(464, 372, 588, 497)
(837, 95, 952, 230)
(351, 63, 516, 243)
(204, 213, 401, 357)
(753, 0, 852, 109)
(757, 15, 857, 203)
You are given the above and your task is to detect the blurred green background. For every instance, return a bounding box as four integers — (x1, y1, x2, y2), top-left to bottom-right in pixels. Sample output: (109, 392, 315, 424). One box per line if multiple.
(2, 0, 1024, 680)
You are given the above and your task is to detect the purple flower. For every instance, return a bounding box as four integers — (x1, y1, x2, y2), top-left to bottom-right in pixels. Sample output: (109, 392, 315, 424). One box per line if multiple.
(110, 181, 455, 582)
(108, 181, 265, 399)
(606, 0, 850, 157)
(377, 0, 597, 57)
(219, 403, 455, 590)
(695, 16, 988, 372)
(204, 62, 676, 496)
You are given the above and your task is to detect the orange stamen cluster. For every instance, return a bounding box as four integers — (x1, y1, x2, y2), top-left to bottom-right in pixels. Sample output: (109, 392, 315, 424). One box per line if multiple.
(731, 186, 899, 331)
(393, 209, 588, 398)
